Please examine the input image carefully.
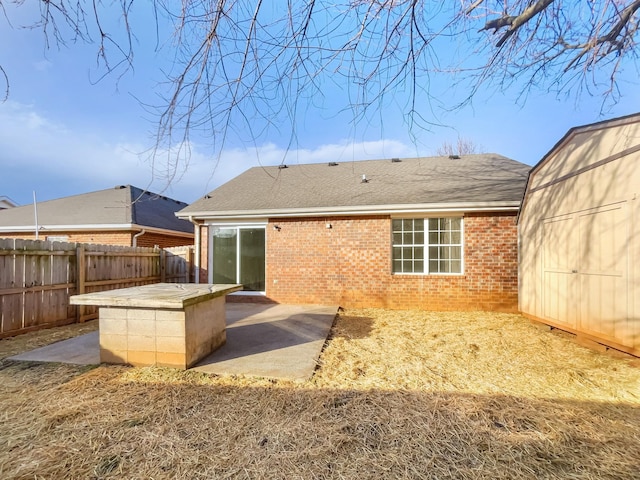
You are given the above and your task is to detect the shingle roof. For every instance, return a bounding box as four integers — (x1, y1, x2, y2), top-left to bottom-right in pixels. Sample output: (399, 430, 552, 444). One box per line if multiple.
(180, 154, 530, 217)
(0, 185, 193, 233)
(0, 196, 18, 209)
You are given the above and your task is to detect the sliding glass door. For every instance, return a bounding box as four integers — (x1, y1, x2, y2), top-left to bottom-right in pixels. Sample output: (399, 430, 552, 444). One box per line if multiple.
(211, 226, 265, 292)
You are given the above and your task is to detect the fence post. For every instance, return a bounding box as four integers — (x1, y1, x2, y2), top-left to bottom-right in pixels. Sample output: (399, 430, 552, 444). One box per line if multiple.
(159, 248, 166, 283)
(76, 244, 86, 322)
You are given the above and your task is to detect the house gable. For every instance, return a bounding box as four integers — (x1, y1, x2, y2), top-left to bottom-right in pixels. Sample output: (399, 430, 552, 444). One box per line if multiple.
(519, 112, 640, 222)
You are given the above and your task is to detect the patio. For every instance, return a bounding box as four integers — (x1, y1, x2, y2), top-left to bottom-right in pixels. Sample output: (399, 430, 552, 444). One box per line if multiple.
(8, 303, 338, 381)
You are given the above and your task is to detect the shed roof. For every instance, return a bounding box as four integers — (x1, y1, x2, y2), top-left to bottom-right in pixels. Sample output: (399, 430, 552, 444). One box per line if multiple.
(0, 185, 193, 234)
(180, 154, 530, 219)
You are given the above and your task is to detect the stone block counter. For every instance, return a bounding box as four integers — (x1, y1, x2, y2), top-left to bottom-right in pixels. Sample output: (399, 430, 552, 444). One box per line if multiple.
(70, 283, 242, 369)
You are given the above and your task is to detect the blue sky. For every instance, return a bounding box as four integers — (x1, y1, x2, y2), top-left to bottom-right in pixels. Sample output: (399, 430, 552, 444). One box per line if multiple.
(1, 3, 637, 207)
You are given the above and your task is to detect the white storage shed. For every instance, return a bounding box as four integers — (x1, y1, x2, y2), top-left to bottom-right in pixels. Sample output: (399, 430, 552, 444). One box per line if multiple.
(519, 113, 640, 357)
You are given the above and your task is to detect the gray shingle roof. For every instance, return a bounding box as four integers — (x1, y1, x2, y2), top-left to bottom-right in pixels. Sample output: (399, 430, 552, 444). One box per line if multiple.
(180, 154, 530, 217)
(0, 185, 193, 233)
(0, 196, 18, 209)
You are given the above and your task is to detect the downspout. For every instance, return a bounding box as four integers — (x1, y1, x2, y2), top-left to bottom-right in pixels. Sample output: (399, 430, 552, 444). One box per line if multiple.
(33, 191, 39, 240)
(132, 229, 145, 247)
(188, 216, 201, 284)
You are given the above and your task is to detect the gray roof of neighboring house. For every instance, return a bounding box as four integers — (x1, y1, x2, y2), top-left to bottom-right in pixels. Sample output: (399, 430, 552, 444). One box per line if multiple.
(0, 185, 193, 234)
(0, 196, 18, 209)
(180, 154, 531, 218)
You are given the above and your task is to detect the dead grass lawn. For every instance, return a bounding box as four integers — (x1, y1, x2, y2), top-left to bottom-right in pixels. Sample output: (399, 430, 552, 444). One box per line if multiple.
(0, 309, 638, 479)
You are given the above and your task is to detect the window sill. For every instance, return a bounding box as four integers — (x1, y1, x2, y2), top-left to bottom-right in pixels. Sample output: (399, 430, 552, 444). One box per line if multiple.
(392, 272, 464, 277)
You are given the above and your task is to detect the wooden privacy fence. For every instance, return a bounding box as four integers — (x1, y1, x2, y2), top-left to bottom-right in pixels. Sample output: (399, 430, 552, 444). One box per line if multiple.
(0, 239, 195, 338)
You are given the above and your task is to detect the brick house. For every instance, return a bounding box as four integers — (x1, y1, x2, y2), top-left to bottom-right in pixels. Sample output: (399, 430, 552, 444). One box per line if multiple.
(0, 185, 194, 248)
(178, 155, 530, 311)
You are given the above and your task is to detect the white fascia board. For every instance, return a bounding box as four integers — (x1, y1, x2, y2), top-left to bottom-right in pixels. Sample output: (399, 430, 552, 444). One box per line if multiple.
(0, 223, 133, 232)
(137, 226, 194, 238)
(0, 223, 194, 237)
(203, 218, 268, 226)
(179, 202, 521, 221)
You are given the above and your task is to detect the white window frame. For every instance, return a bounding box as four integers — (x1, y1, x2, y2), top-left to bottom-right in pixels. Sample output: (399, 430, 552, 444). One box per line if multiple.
(45, 235, 70, 242)
(208, 223, 267, 295)
(391, 216, 464, 275)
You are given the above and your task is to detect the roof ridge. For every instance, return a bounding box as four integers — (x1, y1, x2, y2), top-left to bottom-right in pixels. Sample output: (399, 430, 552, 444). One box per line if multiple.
(249, 153, 514, 170)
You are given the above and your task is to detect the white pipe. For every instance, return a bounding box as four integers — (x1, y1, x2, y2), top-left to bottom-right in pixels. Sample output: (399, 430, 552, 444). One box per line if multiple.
(33, 191, 39, 240)
(189, 216, 201, 284)
(132, 229, 145, 247)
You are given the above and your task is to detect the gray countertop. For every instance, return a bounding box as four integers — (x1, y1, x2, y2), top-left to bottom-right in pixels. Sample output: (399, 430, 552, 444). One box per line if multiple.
(70, 283, 243, 309)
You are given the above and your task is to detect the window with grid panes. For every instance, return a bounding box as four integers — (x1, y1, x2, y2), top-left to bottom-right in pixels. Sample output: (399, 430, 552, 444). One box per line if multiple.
(392, 218, 463, 274)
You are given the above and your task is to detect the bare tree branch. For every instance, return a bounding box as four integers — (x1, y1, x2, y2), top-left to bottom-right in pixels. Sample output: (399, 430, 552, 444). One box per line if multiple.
(481, 0, 555, 48)
(564, 0, 640, 71)
(1, 1, 640, 185)
(0, 64, 8, 102)
(436, 136, 480, 156)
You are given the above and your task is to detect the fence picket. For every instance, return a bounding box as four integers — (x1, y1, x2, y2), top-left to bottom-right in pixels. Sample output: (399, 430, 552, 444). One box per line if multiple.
(0, 238, 21, 333)
(0, 240, 194, 337)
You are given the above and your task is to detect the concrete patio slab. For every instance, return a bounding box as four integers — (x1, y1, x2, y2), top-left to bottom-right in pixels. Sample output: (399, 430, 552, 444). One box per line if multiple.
(7, 303, 338, 381)
(192, 303, 338, 381)
(9, 331, 100, 365)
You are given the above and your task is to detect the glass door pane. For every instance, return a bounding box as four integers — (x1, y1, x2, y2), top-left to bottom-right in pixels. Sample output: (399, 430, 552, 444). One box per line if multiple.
(212, 228, 237, 284)
(239, 228, 265, 291)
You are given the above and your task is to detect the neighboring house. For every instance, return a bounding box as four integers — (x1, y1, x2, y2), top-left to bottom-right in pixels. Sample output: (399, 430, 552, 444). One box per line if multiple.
(0, 185, 194, 248)
(0, 196, 18, 210)
(178, 154, 530, 311)
(519, 113, 640, 357)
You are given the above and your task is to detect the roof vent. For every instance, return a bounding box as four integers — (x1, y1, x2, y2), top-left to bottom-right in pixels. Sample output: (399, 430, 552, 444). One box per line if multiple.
(328, 162, 339, 166)
(278, 164, 288, 169)
(115, 185, 127, 189)
(204, 195, 211, 199)
(391, 157, 401, 163)
(361, 174, 369, 183)
(448, 154, 461, 159)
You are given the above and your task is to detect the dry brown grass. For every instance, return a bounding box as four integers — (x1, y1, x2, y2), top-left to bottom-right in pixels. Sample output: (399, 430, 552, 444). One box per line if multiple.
(1, 309, 639, 479)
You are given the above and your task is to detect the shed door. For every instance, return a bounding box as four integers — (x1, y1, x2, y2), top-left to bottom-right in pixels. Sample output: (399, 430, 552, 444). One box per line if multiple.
(542, 215, 578, 328)
(541, 202, 629, 344)
(577, 204, 628, 342)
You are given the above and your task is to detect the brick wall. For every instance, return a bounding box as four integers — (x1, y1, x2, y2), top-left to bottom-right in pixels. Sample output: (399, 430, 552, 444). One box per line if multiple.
(199, 225, 209, 283)
(265, 213, 518, 312)
(135, 231, 194, 249)
(2, 230, 193, 248)
(1, 231, 133, 246)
